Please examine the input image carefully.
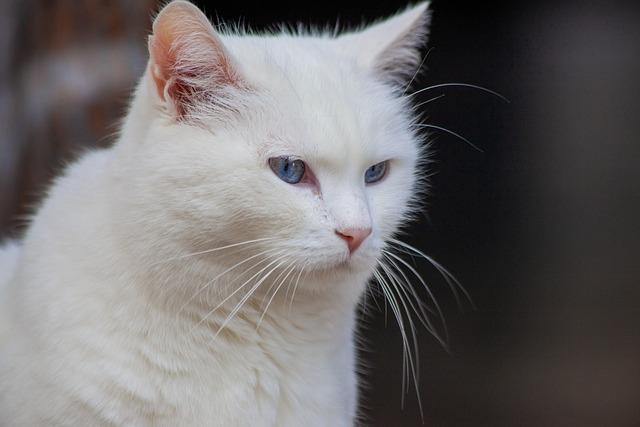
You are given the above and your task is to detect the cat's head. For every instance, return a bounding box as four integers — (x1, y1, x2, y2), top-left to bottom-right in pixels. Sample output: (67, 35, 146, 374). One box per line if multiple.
(118, 1, 430, 297)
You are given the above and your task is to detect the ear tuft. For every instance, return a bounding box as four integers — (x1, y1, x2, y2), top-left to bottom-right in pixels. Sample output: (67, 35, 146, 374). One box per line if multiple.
(149, 1, 244, 118)
(338, 3, 431, 87)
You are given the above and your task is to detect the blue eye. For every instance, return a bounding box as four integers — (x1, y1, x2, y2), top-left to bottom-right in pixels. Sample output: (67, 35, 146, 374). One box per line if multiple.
(364, 161, 388, 184)
(269, 156, 306, 184)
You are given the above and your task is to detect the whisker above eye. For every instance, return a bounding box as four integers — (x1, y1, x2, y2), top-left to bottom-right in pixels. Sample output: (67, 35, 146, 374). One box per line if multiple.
(411, 93, 446, 111)
(401, 46, 435, 96)
(413, 123, 483, 153)
(406, 82, 510, 103)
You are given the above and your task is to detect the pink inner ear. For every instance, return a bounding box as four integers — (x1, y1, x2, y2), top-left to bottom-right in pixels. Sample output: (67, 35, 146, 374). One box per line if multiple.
(148, 1, 243, 116)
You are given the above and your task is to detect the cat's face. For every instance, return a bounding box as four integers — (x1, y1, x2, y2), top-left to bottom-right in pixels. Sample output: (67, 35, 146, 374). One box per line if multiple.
(124, 1, 429, 295)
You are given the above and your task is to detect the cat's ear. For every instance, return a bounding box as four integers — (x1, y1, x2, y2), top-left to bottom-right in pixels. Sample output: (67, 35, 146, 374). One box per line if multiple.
(148, 1, 244, 118)
(336, 2, 431, 87)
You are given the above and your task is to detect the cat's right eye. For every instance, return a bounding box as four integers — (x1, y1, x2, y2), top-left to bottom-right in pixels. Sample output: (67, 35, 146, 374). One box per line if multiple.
(268, 156, 306, 184)
(364, 160, 389, 184)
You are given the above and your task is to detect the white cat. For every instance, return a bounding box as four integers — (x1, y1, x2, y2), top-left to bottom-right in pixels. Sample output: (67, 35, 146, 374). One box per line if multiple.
(0, 1, 431, 425)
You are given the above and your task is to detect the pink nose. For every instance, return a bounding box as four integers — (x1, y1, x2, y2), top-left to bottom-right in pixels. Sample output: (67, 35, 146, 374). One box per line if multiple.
(335, 227, 372, 254)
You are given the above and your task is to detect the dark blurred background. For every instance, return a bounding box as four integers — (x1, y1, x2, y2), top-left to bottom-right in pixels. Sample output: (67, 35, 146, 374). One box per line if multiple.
(1, 0, 639, 426)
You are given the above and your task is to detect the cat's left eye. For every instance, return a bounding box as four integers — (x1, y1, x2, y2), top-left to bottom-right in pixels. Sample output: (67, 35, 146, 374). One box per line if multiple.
(269, 156, 306, 184)
(364, 161, 389, 184)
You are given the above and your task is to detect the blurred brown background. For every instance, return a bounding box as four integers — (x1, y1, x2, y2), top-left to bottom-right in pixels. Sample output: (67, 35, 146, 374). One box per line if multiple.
(0, 0, 154, 234)
(1, 1, 640, 426)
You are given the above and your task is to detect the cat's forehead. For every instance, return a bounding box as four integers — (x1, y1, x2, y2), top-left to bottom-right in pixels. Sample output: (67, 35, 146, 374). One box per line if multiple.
(225, 35, 411, 161)
(227, 35, 370, 104)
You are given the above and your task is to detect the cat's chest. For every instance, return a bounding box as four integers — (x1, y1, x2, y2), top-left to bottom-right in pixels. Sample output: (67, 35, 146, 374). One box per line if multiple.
(128, 324, 357, 426)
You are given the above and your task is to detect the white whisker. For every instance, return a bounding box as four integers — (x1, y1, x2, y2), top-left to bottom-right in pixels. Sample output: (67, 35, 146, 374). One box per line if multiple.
(151, 237, 279, 267)
(288, 260, 308, 314)
(401, 46, 434, 95)
(383, 249, 450, 347)
(379, 261, 422, 385)
(257, 260, 298, 329)
(178, 247, 282, 315)
(191, 251, 287, 332)
(381, 254, 439, 340)
(406, 82, 510, 103)
(213, 256, 289, 338)
(383, 252, 436, 316)
(373, 269, 423, 418)
(259, 258, 294, 309)
(414, 123, 483, 152)
(389, 238, 475, 309)
(411, 93, 445, 111)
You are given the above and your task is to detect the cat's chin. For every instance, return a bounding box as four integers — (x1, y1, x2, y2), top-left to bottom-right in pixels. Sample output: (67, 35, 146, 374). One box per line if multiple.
(307, 253, 378, 278)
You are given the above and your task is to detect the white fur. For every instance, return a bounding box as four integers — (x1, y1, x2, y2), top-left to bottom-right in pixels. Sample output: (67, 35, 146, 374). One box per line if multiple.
(0, 2, 429, 425)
